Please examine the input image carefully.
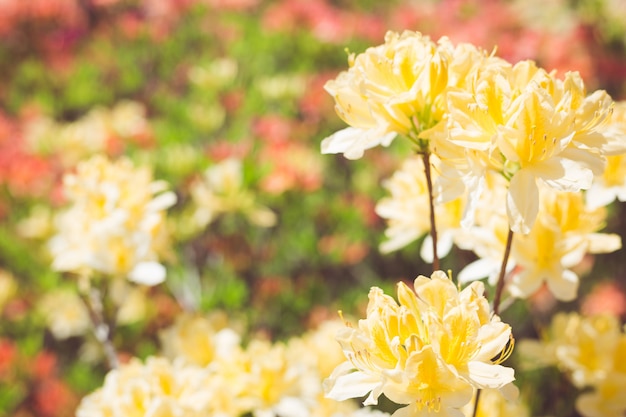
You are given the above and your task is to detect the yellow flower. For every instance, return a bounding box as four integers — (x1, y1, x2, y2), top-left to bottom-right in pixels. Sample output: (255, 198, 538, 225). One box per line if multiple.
(159, 312, 241, 367)
(209, 338, 315, 417)
(576, 372, 626, 417)
(375, 155, 464, 258)
(322, 31, 496, 159)
(49, 155, 177, 285)
(454, 173, 514, 285)
(519, 312, 626, 417)
(510, 187, 620, 301)
(76, 357, 214, 417)
(190, 158, 276, 228)
(325, 271, 514, 416)
(39, 289, 90, 340)
(441, 61, 612, 234)
(25, 101, 150, 167)
(586, 101, 626, 208)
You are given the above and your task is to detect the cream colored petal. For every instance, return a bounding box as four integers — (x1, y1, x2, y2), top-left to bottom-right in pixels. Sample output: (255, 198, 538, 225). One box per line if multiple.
(458, 258, 497, 283)
(545, 269, 579, 301)
(147, 191, 178, 211)
(533, 155, 595, 191)
(473, 322, 512, 361)
(391, 402, 465, 417)
(506, 169, 538, 234)
(321, 127, 396, 160)
(508, 269, 543, 299)
(585, 183, 619, 210)
(586, 233, 622, 254)
(466, 361, 515, 389)
(380, 229, 422, 254)
(325, 368, 384, 406)
(128, 261, 166, 286)
(420, 231, 455, 263)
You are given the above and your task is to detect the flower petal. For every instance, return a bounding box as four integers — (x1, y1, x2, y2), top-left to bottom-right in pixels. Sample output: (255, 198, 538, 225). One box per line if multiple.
(532, 156, 595, 192)
(324, 366, 383, 405)
(128, 261, 166, 286)
(546, 269, 579, 301)
(466, 361, 515, 389)
(507, 169, 539, 234)
(321, 127, 396, 160)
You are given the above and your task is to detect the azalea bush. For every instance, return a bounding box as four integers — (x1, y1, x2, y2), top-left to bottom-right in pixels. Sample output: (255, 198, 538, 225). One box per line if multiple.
(1, 1, 626, 417)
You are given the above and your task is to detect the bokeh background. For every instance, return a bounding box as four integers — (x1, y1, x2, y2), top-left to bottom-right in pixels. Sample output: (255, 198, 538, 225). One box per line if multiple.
(1, 0, 626, 416)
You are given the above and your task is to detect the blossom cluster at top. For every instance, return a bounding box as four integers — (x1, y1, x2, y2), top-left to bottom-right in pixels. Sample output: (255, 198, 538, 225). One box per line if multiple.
(322, 30, 622, 234)
(322, 30, 626, 301)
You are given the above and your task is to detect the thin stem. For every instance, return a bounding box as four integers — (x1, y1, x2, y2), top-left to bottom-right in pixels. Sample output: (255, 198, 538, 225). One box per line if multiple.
(78, 279, 119, 370)
(421, 151, 439, 271)
(471, 389, 482, 417)
(493, 228, 514, 316)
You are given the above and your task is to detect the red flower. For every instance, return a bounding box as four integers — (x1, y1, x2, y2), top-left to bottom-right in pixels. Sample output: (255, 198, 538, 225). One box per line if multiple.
(33, 378, 78, 417)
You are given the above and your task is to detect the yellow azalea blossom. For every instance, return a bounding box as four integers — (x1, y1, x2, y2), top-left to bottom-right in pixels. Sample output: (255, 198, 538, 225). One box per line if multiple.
(159, 312, 241, 367)
(452, 172, 514, 285)
(49, 155, 176, 285)
(207, 338, 316, 417)
(39, 289, 91, 340)
(76, 356, 213, 417)
(510, 187, 620, 301)
(519, 312, 626, 417)
(576, 372, 626, 417)
(375, 155, 464, 259)
(324, 271, 514, 417)
(287, 319, 348, 380)
(586, 101, 626, 209)
(322, 30, 498, 159)
(586, 154, 626, 209)
(438, 60, 612, 234)
(190, 158, 276, 229)
(25, 101, 150, 167)
(519, 312, 623, 386)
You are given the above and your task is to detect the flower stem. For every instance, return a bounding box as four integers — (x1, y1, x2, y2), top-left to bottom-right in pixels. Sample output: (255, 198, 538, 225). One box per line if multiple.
(471, 389, 482, 417)
(78, 278, 119, 370)
(493, 228, 514, 316)
(421, 151, 440, 272)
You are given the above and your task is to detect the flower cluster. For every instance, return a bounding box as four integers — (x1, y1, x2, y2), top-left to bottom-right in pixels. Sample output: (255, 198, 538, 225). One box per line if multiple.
(76, 316, 391, 417)
(456, 178, 620, 301)
(375, 154, 463, 257)
(323, 30, 620, 234)
(25, 101, 152, 167)
(324, 271, 515, 417)
(49, 155, 177, 285)
(326, 30, 624, 302)
(519, 312, 626, 417)
(76, 356, 213, 417)
(322, 31, 500, 160)
(189, 157, 277, 230)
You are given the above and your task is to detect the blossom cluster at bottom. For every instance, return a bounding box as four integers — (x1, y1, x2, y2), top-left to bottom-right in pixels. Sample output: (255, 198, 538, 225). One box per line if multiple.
(75, 317, 391, 417)
(324, 271, 517, 417)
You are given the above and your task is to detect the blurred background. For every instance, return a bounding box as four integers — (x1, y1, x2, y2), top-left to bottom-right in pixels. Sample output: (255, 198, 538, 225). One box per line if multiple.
(1, 1, 626, 416)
